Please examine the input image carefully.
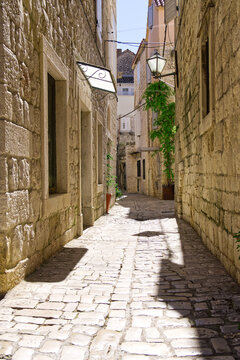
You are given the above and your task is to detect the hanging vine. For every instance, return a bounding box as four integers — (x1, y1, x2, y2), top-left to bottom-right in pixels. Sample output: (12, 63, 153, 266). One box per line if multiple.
(143, 81, 176, 184)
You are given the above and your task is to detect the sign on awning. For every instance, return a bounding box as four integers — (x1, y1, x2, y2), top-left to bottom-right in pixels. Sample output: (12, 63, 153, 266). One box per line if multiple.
(77, 61, 116, 93)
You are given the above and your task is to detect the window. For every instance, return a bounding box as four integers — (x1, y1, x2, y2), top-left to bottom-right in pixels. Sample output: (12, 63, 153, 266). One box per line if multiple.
(98, 123, 103, 184)
(48, 74, 57, 194)
(122, 88, 129, 95)
(200, 7, 215, 120)
(164, 0, 177, 24)
(41, 36, 69, 215)
(148, 4, 154, 29)
(201, 38, 210, 117)
(137, 160, 141, 177)
(129, 88, 134, 95)
(121, 117, 131, 132)
(146, 63, 152, 84)
(137, 62, 141, 84)
(143, 159, 146, 180)
(96, 0, 102, 40)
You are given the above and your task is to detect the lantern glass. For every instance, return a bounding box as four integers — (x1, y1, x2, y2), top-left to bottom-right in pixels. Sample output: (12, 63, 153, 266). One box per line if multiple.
(147, 51, 166, 75)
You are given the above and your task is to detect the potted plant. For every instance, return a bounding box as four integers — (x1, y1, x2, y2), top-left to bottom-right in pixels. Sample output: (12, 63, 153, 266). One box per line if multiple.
(144, 81, 177, 199)
(106, 153, 116, 213)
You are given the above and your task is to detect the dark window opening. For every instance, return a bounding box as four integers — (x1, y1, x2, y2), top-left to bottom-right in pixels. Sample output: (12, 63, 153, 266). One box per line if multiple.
(48, 73, 57, 194)
(137, 160, 141, 177)
(201, 38, 210, 117)
(143, 159, 146, 180)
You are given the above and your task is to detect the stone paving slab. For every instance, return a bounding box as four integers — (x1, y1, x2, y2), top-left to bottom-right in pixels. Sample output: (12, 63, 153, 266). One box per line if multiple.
(0, 194, 240, 359)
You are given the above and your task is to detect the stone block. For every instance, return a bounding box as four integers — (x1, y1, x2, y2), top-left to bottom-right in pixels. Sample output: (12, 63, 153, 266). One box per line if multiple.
(18, 159, 30, 189)
(11, 347, 34, 360)
(89, 329, 121, 359)
(23, 100, 30, 128)
(23, 223, 35, 257)
(0, 7, 11, 48)
(29, 190, 42, 222)
(0, 234, 11, 272)
(121, 342, 171, 357)
(32, 132, 41, 159)
(9, 225, 24, 268)
(0, 120, 31, 158)
(0, 44, 20, 92)
(0, 156, 8, 192)
(60, 346, 87, 360)
(0, 191, 29, 231)
(31, 159, 41, 190)
(12, 93, 24, 126)
(214, 122, 223, 153)
(0, 84, 13, 121)
(0, 258, 29, 293)
(35, 219, 49, 251)
(8, 158, 19, 191)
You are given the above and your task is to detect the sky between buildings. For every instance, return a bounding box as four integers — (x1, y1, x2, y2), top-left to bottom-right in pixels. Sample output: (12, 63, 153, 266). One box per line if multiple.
(117, 0, 148, 52)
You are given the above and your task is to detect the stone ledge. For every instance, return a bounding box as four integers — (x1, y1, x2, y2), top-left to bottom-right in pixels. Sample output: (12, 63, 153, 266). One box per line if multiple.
(42, 193, 71, 218)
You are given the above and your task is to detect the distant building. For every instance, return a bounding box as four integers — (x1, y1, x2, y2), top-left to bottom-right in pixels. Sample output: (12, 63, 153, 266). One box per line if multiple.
(131, 0, 175, 197)
(117, 49, 135, 191)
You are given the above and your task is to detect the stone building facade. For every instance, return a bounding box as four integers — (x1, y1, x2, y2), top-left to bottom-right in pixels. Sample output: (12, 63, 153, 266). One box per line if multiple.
(131, 0, 175, 197)
(116, 49, 135, 192)
(0, 0, 117, 292)
(175, 0, 240, 282)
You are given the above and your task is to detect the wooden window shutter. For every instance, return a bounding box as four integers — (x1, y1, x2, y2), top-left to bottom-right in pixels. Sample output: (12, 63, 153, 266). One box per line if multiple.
(148, 4, 154, 29)
(164, 0, 177, 24)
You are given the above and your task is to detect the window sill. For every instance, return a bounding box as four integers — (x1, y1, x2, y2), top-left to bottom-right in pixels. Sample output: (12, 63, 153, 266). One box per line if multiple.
(43, 193, 70, 217)
(200, 109, 215, 136)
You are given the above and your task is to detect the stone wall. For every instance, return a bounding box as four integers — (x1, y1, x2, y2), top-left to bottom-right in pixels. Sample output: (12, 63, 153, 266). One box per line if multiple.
(0, 0, 117, 292)
(175, 0, 240, 282)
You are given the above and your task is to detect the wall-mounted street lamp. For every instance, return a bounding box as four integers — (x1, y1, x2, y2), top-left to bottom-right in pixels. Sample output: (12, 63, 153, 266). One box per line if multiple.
(146, 50, 177, 79)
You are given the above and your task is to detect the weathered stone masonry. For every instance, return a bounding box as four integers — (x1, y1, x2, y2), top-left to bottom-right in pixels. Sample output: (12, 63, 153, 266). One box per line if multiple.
(0, 0, 117, 291)
(175, 0, 240, 282)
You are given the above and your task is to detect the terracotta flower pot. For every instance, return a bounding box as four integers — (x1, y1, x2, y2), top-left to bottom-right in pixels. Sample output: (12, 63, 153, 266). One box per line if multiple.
(162, 184, 174, 200)
(106, 193, 112, 214)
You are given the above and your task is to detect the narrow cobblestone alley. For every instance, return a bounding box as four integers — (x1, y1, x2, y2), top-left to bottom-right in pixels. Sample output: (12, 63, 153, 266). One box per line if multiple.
(0, 194, 240, 360)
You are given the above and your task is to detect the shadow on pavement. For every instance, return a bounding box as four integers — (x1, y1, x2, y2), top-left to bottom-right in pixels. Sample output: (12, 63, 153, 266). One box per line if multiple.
(133, 231, 165, 237)
(120, 194, 240, 358)
(118, 193, 175, 221)
(156, 218, 240, 358)
(27, 247, 88, 283)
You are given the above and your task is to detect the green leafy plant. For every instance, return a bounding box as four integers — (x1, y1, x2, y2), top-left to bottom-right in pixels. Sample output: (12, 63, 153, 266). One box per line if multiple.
(143, 81, 176, 184)
(115, 184, 123, 198)
(106, 153, 122, 198)
(234, 231, 240, 260)
(106, 153, 115, 191)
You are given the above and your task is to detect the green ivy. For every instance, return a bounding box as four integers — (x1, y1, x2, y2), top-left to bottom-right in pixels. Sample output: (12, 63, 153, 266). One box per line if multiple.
(106, 153, 122, 198)
(143, 81, 176, 184)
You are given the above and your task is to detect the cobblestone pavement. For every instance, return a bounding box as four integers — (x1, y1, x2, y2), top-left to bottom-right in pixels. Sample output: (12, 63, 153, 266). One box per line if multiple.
(0, 194, 240, 360)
